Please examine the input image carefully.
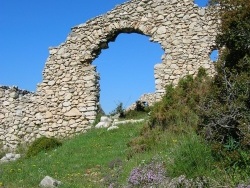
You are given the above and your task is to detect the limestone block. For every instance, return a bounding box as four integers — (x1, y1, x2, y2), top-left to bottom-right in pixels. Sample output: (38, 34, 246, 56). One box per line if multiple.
(76, 127, 84, 132)
(49, 48, 58, 55)
(70, 123, 78, 128)
(62, 77, 72, 82)
(39, 126, 49, 131)
(63, 101, 71, 107)
(26, 127, 33, 133)
(61, 53, 70, 58)
(83, 111, 96, 116)
(45, 111, 53, 119)
(198, 9, 206, 16)
(48, 81, 56, 86)
(3, 101, 10, 106)
(38, 105, 47, 112)
(0, 113, 5, 119)
(10, 134, 18, 141)
(64, 108, 82, 117)
(51, 123, 58, 128)
(17, 131, 24, 136)
(187, 65, 193, 71)
(157, 26, 166, 34)
(8, 128, 15, 134)
(35, 113, 43, 120)
(68, 119, 76, 125)
(64, 93, 72, 100)
(83, 75, 96, 81)
(65, 127, 72, 131)
(170, 64, 179, 69)
(86, 106, 97, 111)
(13, 125, 18, 130)
(79, 107, 87, 112)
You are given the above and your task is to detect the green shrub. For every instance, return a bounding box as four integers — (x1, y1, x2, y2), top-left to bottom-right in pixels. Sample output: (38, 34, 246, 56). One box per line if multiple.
(149, 67, 211, 131)
(125, 110, 149, 120)
(199, 0, 250, 148)
(210, 141, 250, 184)
(26, 137, 62, 158)
(134, 100, 146, 112)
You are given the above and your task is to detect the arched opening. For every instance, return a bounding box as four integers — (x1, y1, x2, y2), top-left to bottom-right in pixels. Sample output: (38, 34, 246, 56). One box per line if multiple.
(210, 49, 219, 62)
(194, 0, 209, 7)
(93, 33, 164, 114)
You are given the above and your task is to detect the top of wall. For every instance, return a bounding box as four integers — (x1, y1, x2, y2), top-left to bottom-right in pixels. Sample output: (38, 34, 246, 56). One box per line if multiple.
(0, 85, 34, 98)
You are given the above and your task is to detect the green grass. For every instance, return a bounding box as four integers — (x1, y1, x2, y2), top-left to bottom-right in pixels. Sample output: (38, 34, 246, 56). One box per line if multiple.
(0, 121, 245, 187)
(164, 133, 215, 178)
(0, 123, 145, 187)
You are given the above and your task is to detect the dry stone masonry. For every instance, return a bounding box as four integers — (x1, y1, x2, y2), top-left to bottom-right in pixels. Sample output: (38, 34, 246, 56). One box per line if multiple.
(0, 0, 218, 150)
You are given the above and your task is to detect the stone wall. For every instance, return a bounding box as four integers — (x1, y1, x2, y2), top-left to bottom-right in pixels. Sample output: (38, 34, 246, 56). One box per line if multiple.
(0, 0, 218, 150)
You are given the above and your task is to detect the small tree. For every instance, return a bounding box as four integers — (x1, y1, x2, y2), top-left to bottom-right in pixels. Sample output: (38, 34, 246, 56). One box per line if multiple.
(110, 102, 125, 118)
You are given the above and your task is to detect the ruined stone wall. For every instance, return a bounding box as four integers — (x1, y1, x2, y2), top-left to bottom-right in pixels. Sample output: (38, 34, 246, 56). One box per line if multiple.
(0, 0, 218, 150)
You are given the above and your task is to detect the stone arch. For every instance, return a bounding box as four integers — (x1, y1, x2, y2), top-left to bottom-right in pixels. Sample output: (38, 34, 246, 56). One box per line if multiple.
(0, 0, 219, 150)
(89, 27, 153, 61)
(93, 32, 164, 113)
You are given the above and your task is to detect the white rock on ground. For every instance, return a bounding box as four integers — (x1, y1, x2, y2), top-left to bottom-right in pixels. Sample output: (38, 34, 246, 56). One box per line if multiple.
(95, 116, 112, 128)
(0, 153, 21, 163)
(39, 176, 62, 188)
(112, 119, 145, 126)
(107, 126, 119, 131)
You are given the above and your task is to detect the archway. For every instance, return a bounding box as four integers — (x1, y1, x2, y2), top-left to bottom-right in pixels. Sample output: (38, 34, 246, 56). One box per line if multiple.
(93, 33, 164, 114)
(0, 0, 219, 150)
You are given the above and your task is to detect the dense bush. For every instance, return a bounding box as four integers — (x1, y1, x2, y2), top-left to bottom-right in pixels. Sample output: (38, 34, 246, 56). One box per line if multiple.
(26, 137, 62, 158)
(126, 68, 212, 159)
(149, 67, 211, 131)
(134, 101, 147, 112)
(199, 0, 250, 148)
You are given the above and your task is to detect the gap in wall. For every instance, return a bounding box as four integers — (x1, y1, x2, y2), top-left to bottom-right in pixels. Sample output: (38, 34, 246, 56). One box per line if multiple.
(210, 49, 219, 62)
(93, 33, 164, 114)
(194, 0, 209, 7)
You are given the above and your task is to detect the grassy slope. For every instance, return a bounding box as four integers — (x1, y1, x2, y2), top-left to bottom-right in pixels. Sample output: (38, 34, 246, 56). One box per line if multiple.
(0, 123, 141, 187)
(0, 121, 238, 188)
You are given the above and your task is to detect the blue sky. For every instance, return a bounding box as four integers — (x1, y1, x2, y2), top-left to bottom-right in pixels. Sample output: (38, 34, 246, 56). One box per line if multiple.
(0, 0, 209, 114)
